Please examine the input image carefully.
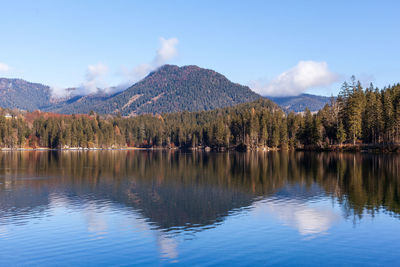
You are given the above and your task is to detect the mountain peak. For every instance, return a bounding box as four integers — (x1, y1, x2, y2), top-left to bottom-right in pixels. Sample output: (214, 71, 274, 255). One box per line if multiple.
(149, 64, 215, 78)
(49, 65, 261, 115)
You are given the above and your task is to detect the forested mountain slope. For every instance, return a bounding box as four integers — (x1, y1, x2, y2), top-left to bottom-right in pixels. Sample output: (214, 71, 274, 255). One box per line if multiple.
(1, 66, 336, 115)
(51, 65, 261, 115)
(0, 78, 52, 111)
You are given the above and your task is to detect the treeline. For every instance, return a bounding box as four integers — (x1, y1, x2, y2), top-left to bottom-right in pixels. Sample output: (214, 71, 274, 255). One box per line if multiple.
(0, 77, 399, 150)
(311, 77, 400, 148)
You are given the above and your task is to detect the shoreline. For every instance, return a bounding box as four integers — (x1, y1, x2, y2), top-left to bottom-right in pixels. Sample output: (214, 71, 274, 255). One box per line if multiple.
(0, 144, 399, 153)
(0, 147, 161, 151)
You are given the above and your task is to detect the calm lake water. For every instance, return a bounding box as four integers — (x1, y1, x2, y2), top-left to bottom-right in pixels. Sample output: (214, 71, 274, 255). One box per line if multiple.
(0, 151, 399, 266)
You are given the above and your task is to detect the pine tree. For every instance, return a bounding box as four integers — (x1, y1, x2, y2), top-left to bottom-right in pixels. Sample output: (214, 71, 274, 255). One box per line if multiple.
(337, 121, 346, 145)
(362, 85, 376, 143)
(382, 89, 394, 143)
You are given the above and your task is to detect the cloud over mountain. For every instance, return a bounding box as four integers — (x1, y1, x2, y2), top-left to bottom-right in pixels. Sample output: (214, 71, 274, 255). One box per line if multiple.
(251, 61, 339, 97)
(50, 63, 109, 97)
(50, 37, 179, 97)
(81, 63, 109, 94)
(0, 62, 9, 72)
(126, 37, 179, 83)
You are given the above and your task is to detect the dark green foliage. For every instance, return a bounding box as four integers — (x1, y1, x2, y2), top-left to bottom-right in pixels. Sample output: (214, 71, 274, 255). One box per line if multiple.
(0, 111, 30, 148)
(335, 79, 400, 145)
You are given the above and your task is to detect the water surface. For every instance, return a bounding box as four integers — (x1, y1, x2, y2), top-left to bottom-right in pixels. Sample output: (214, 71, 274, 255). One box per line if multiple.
(0, 151, 399, 266)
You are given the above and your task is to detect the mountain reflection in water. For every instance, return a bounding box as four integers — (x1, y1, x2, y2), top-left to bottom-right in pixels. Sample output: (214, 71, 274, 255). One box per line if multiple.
(0, 151, 399, 265)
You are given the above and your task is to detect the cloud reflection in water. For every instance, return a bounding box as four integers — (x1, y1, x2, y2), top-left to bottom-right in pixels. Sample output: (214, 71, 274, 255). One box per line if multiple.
(253, 198, 340, 237)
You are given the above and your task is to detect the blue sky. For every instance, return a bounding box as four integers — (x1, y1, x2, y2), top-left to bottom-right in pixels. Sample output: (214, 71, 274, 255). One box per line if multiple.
(0, 0, 399, 96)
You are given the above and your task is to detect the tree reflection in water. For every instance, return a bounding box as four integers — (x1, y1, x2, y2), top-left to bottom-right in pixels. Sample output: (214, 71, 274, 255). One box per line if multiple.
(0, 151, 399, 228)
(0, 151, 399, 238)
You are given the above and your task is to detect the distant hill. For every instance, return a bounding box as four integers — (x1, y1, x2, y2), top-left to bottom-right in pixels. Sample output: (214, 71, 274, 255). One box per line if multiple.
(50, 65, 261, 115)
(0, 66, 332, 115)
(0, 78, 52, 111)
(45, 90, 116, 114)
(268, 93, 334, 112)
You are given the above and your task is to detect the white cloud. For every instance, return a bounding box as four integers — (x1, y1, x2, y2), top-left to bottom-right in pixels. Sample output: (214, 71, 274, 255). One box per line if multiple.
(124, 37, 179, 83)
(0, 62, 10, 73)
(251, 61, 339, 97)
(81, 63, 109, 94)
(155, 37, 179, 65)
(51, 37, 179, 97)
(50, 86, 67, 98)
(51, 63, 109, 97)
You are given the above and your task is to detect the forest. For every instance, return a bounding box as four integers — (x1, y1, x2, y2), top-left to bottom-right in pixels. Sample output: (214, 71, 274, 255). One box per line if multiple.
(0, 77, 399, 151)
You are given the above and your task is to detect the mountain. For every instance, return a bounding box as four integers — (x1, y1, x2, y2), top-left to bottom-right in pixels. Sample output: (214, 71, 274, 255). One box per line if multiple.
(1, 66, 332, 115)
(45, 90, 116, 113)
(268, 93, 334, 112)
(50, 65, 261, 115)
(0, 78, 52, 110)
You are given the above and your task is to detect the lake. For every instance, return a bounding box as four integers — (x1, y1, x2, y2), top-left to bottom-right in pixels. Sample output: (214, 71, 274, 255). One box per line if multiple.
(0, 151, 399, 266)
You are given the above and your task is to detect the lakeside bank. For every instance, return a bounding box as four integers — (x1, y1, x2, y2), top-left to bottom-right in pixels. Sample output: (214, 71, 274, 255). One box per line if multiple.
(0, 143, 399, 153)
